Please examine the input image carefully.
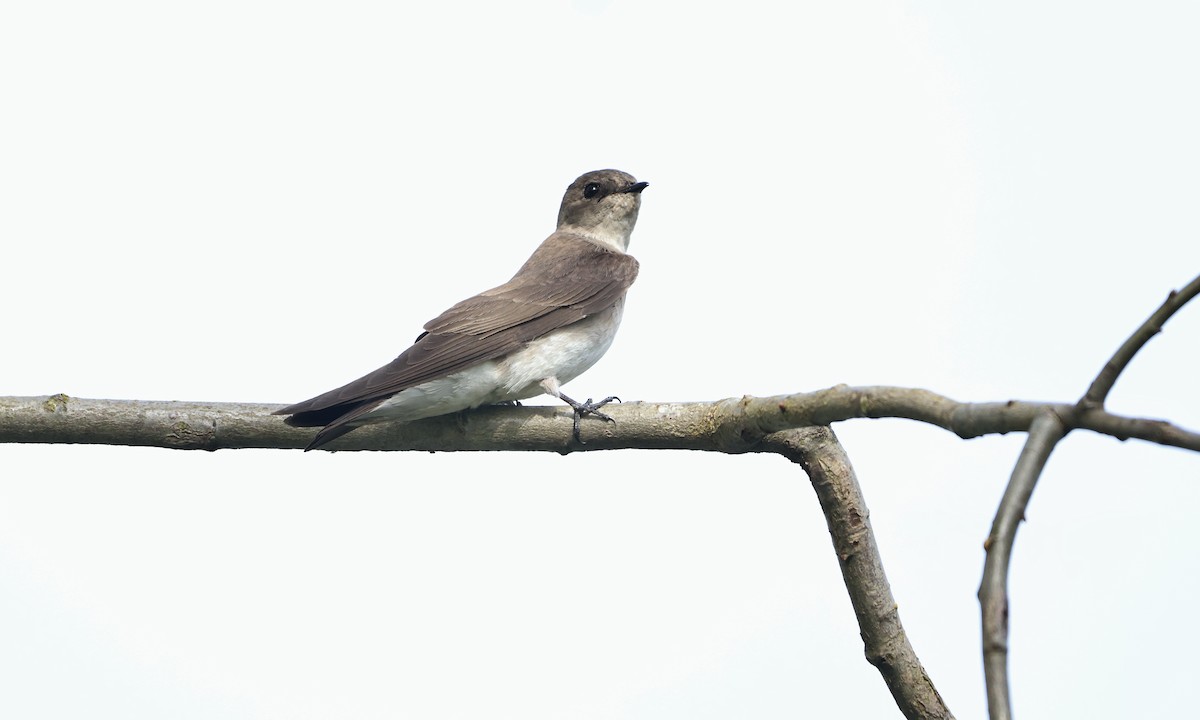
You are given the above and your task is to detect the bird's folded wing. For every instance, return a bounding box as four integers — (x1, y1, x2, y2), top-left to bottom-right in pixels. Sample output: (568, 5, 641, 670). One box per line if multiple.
(275, 235, 638, 417)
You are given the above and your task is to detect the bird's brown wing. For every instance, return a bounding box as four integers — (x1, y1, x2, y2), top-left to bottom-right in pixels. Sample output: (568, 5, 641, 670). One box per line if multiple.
(275, 234, 638, 425)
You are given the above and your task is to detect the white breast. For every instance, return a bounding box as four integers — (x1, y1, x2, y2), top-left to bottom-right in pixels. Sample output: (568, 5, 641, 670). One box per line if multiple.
(497, 297, 626, 399)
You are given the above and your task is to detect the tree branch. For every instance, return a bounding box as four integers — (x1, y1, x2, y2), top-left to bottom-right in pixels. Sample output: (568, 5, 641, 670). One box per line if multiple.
(4, 374, 1198, 720)
(761, 427, 955, 720)
(979, 271, 1200, 720)
(2, 387, 1198, 453)
(978, 410, 1070, 720)
(1081, 273, 1200, 408)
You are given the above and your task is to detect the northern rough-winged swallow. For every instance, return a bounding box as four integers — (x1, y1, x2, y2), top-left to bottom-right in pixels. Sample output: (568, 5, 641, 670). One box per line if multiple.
(276, 169, 647, 450)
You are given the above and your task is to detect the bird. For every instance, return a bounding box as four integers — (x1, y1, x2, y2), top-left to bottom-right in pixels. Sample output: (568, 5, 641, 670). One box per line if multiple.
(275, 169, 648, 450)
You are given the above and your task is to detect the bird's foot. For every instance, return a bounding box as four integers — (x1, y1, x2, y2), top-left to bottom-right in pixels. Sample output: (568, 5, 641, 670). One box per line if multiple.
(559, 394, 621, 443)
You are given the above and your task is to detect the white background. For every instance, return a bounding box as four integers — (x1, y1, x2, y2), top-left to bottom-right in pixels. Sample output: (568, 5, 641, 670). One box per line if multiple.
(3, 2, 1199, 718)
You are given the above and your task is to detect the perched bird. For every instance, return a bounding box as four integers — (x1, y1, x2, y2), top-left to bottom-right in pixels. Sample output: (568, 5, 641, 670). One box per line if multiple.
(276, 169, 648, 450)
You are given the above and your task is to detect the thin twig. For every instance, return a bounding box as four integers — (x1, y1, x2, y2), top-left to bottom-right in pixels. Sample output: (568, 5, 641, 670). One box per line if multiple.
(761, 427, 955, 720)
(1081, 273, 1200, 408)
(978, 411, 1070, 720)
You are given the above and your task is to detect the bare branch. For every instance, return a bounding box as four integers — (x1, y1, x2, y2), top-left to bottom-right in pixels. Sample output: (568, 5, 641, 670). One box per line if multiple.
(978, 411, 1070, 720)
(3, 371, 1197, 720)
(976, 273, 1200, 720)
(2, 387, 1197, 452)
(1081, 273, 1200, 408)
(761, 428, 955, 720)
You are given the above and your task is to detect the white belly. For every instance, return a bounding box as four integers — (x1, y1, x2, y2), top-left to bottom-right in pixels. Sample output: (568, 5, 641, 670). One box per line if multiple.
(497, 298, 624, 399)
(356, 298, 624, 425)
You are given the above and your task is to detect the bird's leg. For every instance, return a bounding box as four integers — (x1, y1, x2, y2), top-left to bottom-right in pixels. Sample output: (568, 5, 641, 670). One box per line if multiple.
(539, 377, 621, 443)
(557, 393, 621, 443)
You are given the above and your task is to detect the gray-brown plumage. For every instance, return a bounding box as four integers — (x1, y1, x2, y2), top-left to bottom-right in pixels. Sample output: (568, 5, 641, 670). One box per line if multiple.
(276, 169, 647, 450)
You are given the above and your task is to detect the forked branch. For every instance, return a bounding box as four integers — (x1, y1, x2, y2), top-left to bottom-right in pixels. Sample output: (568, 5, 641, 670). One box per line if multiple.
(979, 272, 1200, 720)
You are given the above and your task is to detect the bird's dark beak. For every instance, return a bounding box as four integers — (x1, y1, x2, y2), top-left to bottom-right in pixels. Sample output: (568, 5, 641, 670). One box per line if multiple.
(622, 181, 649, 194)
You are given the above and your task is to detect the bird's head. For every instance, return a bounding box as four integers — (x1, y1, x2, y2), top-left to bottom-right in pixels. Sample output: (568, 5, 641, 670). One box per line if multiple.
(556, 169, 648, 252)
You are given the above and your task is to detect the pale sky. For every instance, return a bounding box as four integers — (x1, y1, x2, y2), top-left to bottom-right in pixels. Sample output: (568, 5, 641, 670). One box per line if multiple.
(2, 2, 1199, 718)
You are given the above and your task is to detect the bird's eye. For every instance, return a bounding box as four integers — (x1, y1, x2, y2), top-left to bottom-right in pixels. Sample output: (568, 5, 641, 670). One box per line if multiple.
(583, 182, 601, 199)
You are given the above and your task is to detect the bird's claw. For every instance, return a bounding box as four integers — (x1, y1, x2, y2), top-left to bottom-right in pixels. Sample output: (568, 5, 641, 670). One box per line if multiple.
(563, 395, 621, 443)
